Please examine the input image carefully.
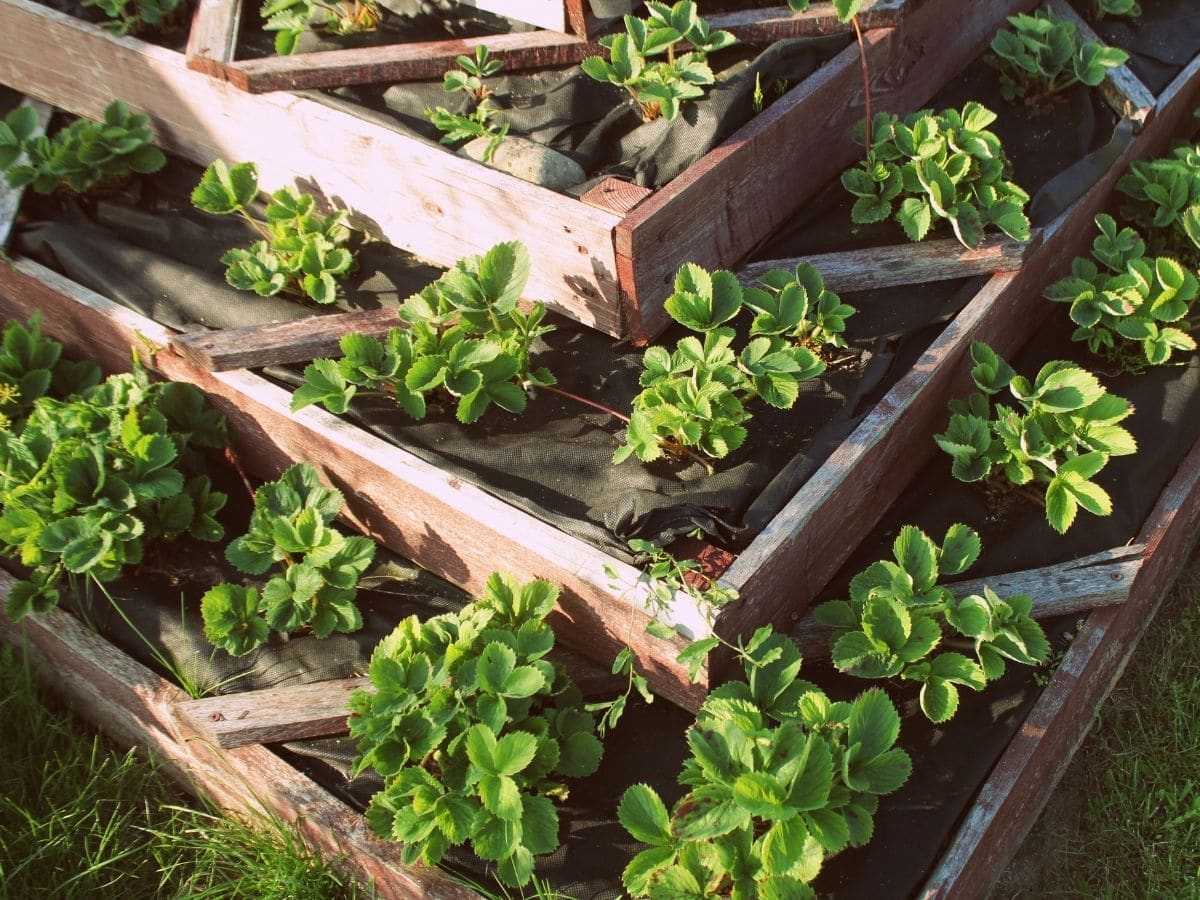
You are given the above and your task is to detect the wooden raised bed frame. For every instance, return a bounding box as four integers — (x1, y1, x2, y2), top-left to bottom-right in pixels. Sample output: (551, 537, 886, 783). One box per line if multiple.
(0, 0, 1034, 342)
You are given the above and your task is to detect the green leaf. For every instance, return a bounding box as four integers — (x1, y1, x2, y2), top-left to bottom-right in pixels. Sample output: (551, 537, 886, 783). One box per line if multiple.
(618, 783, 672, 845)
(939, 523, 981, 576)
(919, 676, 960, 723)
(847, 688, 901, 761)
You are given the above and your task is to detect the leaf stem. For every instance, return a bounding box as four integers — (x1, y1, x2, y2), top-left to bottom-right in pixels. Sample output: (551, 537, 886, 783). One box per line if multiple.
(852, 15, 872, 156)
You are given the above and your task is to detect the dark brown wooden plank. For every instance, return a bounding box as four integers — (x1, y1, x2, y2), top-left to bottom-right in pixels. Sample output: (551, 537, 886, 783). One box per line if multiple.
(707, 0, 905, 43)
(0, 576, 480, 899)
(738, 233, 1039, 294)
(616, 0, 1040, 342)
(185, 0, 240, 73)
(171, 308, 400, 372)
(578, 177, 654, 216)
(223, 31, 602, 93)
(0, 97, 50, 248)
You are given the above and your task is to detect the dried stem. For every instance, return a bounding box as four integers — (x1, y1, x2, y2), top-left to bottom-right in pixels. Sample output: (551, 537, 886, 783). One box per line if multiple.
(852, 15, 872, 156)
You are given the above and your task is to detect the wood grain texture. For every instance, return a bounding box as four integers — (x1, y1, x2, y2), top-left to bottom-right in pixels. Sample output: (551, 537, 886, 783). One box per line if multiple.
(707, 0, 906, 43)
(0, 258, 714, 707)
(616, 0, 1041, 341)
(717, 41, 1200, 675)
(0, 577, 481, 899)
(185, 0, 240, 71)
(792, 546, 1144, 658)
(738, 233, 1039, 293)
(170, 308, 400, 372)
(0, 0, 626, 336)
(0, 97, 49, 248)
(223, 31, 602, 93)
(578, 177, 653, 216)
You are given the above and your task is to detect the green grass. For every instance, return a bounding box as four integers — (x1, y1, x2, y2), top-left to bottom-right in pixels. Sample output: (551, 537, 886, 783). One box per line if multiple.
(1000, 559, 1200, 898)
(0, 642, 367, 900)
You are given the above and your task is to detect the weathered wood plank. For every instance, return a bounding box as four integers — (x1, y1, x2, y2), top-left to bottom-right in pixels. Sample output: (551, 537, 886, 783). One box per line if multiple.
(454, 0, 568, 34)
(171, 308, 399, 372)
(0, 0, 626, 336)
(792, 546, 1144, 658)
(1045, 0, 1157, 128)
(0, 97, 50, 247)
(616, 0, 1040, 341)
(0, 257, 712, 707)
(707, 0, 905, 42)
(185, 0, 240, 74)
(0, 575, 481, 899)
(221, 31, 602, 93)
(738, 233, 1039, 293)
(579, 177, 653, 216)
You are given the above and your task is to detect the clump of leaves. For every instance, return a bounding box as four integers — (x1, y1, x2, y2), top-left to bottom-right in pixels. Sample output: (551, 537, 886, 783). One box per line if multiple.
(191, 160, 356, 306)
(581, 1, 736, 121)
(841, 103, 1031, 249)
(2, 100, 165, 196)
(200, 462, 373, 655)
(350, 574, 605, 888)
(261, 0, 381, 55)
(935, 341, 1137, 534)
(82, 0, 187, 36)
(425, 46, 509, 164)
(1115, 143, 1200, 269)
(1094, 0, 1140, 18)
(0, 366, 228, 620)
(616, 262, 851, 466)
(0, 315, 101, 433)
(1045, 214, 1198, 370)
(814, 524, 1050, 723)
(618, 625, 911, 897)
(293, 241, 555, 425)
(628, 537, 739, 619)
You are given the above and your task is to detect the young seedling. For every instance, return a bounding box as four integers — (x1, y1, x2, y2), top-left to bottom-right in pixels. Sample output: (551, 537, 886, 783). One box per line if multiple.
(989, 8, 1129, 104)
(1116, 142, 1200, 268)
(618, 625, 911, 896)
(425, 46, 510, 163)
(581, 1, 736, 121)
(82, 0, 186, 36)
(201, 463, 373, 655)
(191, 160, 356, 305)
(841, 103, 1031, 249)
(350, 574, 605, 889)
(935, 341, 1137, 534)
(262, 0, 382, 55)
(814, 524, 1049, 723)
(1045, 214, 1198, 370)
(2, 100, 166, 196)
(292, 241, 555, 425)
(615, 261, 851, 466)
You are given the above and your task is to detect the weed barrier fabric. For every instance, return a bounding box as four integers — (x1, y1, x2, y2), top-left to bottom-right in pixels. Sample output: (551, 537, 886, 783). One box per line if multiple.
(1067, 0, 1200, 96)
(323, 34, 851, 189)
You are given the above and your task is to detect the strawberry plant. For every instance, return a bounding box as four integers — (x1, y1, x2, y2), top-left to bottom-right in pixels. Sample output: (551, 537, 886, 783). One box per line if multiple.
(0, 365, 228, 620)
(841, 103, 1031, 249)
(350, 574, 605, 888)
(0, 315, 100, 432)
(425, 47, 509, 163)
(3, 100, 165, 196)
(262, 0, 381, 55)
(989, 8, 1129, 104)
(581, 1, 736, 121)
(785, 0, 861, 20)
(1045, 214, 1198, 370)
(814, 524, 1050, 723)
(1115, 143, 1200, 268)
(191, 160, 356, 305)
(201, 462, 373, 655)
(292, 241, 556, 425)
(1094, 0, 1140, 18)
(935, 341, 1137, 534)
(618, 625, 911, 897)
(82, 0, 187, 36)
(615, 262, 850, 465)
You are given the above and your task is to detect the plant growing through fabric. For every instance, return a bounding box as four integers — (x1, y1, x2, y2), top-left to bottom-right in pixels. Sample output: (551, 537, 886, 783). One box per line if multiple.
(989, 8, 1129, 104)
(201, 462, 374, 655)
(841, 103, 1032, 249)
(81, 0, 187, 36)
(349, 574, 605, 888)
(292, 241, 556, 425)
(0, 364, 228, 620)
(191, 160, 357, 306)
(1116, 143, 1200, 268)
(581, 1, 737, 121)
(618, 625, 911, 897)
(1045, 214, 1198, 370)
(2, 100, 165, 196)
(425, 46, 510, 163)
(614, 261, 851, 466)
(1094, 0, 1140, 18)
(935, 341, 1137, 534)
(814, 524, 1050, 723)
(261, 0, 381, 55)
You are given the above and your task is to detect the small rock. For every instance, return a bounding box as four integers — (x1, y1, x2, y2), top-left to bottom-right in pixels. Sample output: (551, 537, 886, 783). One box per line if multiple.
(458, 136, 585, 191)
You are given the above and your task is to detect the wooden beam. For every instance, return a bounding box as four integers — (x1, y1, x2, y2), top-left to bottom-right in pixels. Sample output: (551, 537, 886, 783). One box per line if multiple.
(792, 546, 1144, 658)
(578, 177, 653, 216)
(0, 97, 50, 248)
(185, 0, 240, 75)
(707, 0, 906, 43)
(737, 233, 1039, 293)
(452, 0, 568, 34)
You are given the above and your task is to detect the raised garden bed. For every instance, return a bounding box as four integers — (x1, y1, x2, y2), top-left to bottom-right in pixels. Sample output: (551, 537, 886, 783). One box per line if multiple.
(0, 0, 1035, 341)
